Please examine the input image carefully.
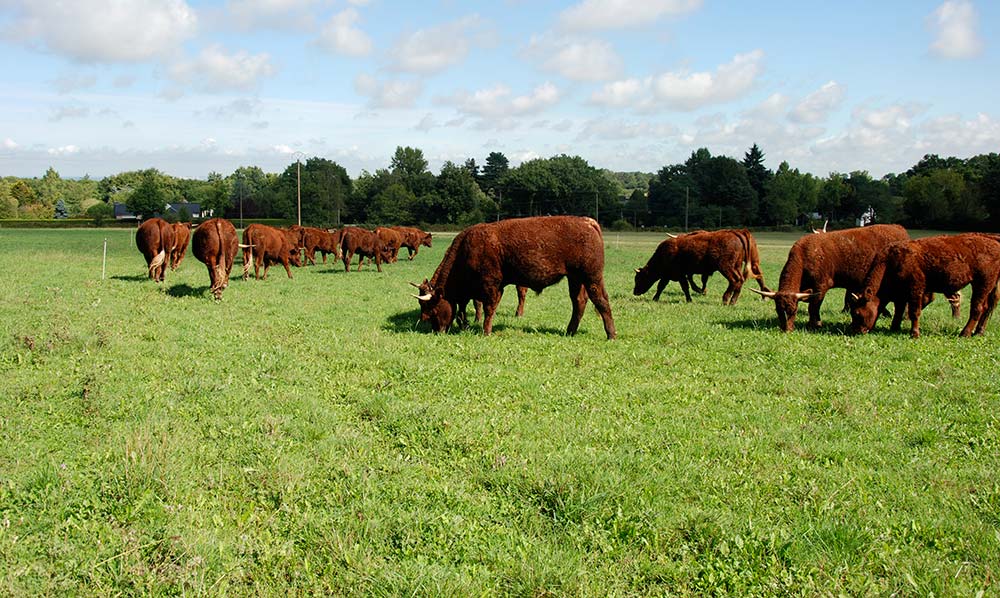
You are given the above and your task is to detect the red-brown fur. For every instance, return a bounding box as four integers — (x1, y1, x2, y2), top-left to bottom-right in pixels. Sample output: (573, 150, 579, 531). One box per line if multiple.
(850, 234, 1000, 338)
(169, 222, 192, 270)
(416, 216, 616, 339)
(340, 226, 390, 272)
(296, 226, 341, 265)
(241, 223, 302, 280)
(758, 224, 909, 331)
(192, 218, 239, 300)
(391, 226, 433, 260)
(135, 217, 175, 283)
(375, 227, 404, 263)
(633, 229, 770, 305)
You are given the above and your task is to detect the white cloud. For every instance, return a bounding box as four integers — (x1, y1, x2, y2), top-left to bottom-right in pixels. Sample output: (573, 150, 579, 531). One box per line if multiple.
(272, 144, 297, 155)
(446, 82, 560, 119)
(590, 78, 648, 107)
(652, 50, 764, 111)
(788, 81, 845, 123)
(51, 73, 98, 94)
(928, 0, 983, 59)
(169, 45, 276, 91)
(315, 8, 372, 57)
(855, 103, 926, 130)
(3, 0, 197, 63)
(354, 74, 423, 109)
(3, 138, 18, 150)
(388, 15, 492, 74)
(558, 0, 701, 31)
(48, 145, 80, 156)
(415, 114, 437, 132)
(49, 106, 91, 122)
(226, 0, 318, 30)
(528, 35, 623, 82)
(576, 118, 677, 141)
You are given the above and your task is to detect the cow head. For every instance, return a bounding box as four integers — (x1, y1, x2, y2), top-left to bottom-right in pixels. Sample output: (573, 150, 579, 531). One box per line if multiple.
(421, 233, 433, 248)
(288, 247, 303, 267)
(748, 289, 815, 332)
(412, 279, 453, 333)
(848, 291, 880, 334)
(632, 266, 658, 296)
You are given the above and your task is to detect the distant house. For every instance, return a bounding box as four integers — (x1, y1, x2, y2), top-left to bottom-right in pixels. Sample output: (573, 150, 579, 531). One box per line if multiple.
(114, 202, 209, 221)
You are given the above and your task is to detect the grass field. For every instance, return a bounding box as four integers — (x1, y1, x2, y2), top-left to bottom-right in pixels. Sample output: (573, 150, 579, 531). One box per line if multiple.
(1, 228, 998, 595)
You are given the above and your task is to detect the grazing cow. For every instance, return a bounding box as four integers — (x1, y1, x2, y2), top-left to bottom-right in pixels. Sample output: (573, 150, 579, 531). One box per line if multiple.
(340, 226, 390, 272)
(633, 229, 770, 305)
(413, 216, 616, 339)
(135, 217, 176, 283)
(297, 226, 341, 265)
(375, 227, 404, 263)
(392, 226, 433, 260)
(750, 224, 909, 331)
(192, 218, 240, 300)
(241, 223, 302, 280)
(849, 234, 1000, 338)
(170, 222, 192, 270)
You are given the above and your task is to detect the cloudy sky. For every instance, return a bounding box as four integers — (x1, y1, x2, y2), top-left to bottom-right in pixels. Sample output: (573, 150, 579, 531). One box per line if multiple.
(0, 0, 997, 179)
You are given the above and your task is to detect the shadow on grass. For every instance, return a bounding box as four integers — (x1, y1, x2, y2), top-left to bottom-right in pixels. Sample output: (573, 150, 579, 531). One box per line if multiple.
(111, 274, 149, 282)
(383, 309, 569, 336)
(718, 316, 855, 336)
(165, 283, 210, 298)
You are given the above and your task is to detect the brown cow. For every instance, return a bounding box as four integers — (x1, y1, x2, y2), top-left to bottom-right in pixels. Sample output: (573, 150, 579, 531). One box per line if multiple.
(392, 226, 433, 260)
(170, 222, 192, 270)
(375, 227, 404, 263)
(192, 218, 240, 300)
(341, 226, 390, 272)
(413, 216, 616, 339)
(241, 223, 302, 280)
(634, 229, 770, 305)
(135, 217, 176, 283)
(751, 224, 909, 331)
(849, 234, 1000, 338)
(296, 226, 341, 265)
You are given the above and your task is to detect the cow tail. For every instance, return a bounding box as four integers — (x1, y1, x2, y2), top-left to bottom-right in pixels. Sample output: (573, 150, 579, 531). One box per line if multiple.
(213, 219, 227, 296)
(736, 230, 751, 280)
(243, 230, 254, 279)
(149, 249, 166, 273)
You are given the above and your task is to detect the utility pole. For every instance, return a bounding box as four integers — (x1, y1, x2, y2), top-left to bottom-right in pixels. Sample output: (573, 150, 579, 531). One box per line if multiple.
(684, 186, 689, 232)
(296, 158, 301, 227)
(595, 190, 599, 223)
(238, 173, 244, 229)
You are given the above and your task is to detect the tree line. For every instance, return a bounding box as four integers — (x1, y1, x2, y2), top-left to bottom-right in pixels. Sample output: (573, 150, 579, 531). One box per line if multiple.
(2, 145, 998, 231)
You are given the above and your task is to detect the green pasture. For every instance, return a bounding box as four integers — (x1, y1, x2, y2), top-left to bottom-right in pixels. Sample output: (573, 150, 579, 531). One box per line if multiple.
(1, 228, 998, 596)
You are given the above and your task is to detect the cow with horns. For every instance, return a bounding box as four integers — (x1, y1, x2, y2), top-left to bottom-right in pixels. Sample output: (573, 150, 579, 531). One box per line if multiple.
(849, 233, 1000, 338)
(750, 224, 909, 331)
(633, 229, 770, 305)
(241, 223, 302, 280)
(412, 216, 616, 338)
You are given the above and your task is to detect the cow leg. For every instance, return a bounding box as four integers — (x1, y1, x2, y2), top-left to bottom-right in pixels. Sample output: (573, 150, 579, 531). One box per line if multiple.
(807, 293, 825, 328)
(679, 276, 692, 303)
(474, 300, 483, 323)
(973, 284, 998, 335)
(652, 278, 668, 301)
(375, 254, 383, 273)
(907, 296, 923, 338)
(408, 248, 416, 260)
(255, 256, 263, 280)
(515, 286, 527, 317)
(283, 258, 293, 279)
(342, 250, 352, 272)
(585, 279, 617, 340)
(960, 284, 987, 337)
(721, 268, 743, 305)
(566, 279, 589, 336)
(356, 254, 364, 272)
(481, 289, 502, 335)
(889, 300, 905, 331)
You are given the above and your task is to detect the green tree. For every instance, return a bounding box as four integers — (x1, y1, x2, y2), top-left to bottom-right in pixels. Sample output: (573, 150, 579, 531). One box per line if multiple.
(86, 201, 115, 225)
(126, 169, 168, 219)
(371, 183, 415, 224)
(763, 161, 805, 225)
(0, 180, 17, 218)
(480, 151, 509, 193)
(742, 143, 771, 218)
(817, 174, 850, 222)
(202, 172, 231, 217)
(10, 180, 37, 208)
(390, 146, 434, 198)
(903, 169, 964, 227)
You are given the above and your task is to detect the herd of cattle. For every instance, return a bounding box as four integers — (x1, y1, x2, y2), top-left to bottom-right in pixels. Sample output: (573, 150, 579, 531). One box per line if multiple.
(135, 215, 1000, 339)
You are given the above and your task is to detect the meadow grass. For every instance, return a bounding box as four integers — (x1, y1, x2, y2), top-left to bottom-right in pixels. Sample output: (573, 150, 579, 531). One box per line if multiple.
(0, 228, 998, 596)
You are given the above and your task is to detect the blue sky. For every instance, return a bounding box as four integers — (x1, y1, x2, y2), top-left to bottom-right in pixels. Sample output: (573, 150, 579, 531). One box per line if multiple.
(0, 0, 997, 179)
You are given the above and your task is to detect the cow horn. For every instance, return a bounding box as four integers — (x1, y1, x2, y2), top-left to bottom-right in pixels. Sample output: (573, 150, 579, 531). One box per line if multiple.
(748, 288, 777, 299)
(665, 232, 678, 239)
(793, 292, 815, 299)
(409, 281, 421, 289)
(238, 243, 252, 248)
(850, 292, 861, 302)
(634, 268, 641, 273)
(412, 293, 433, 301)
